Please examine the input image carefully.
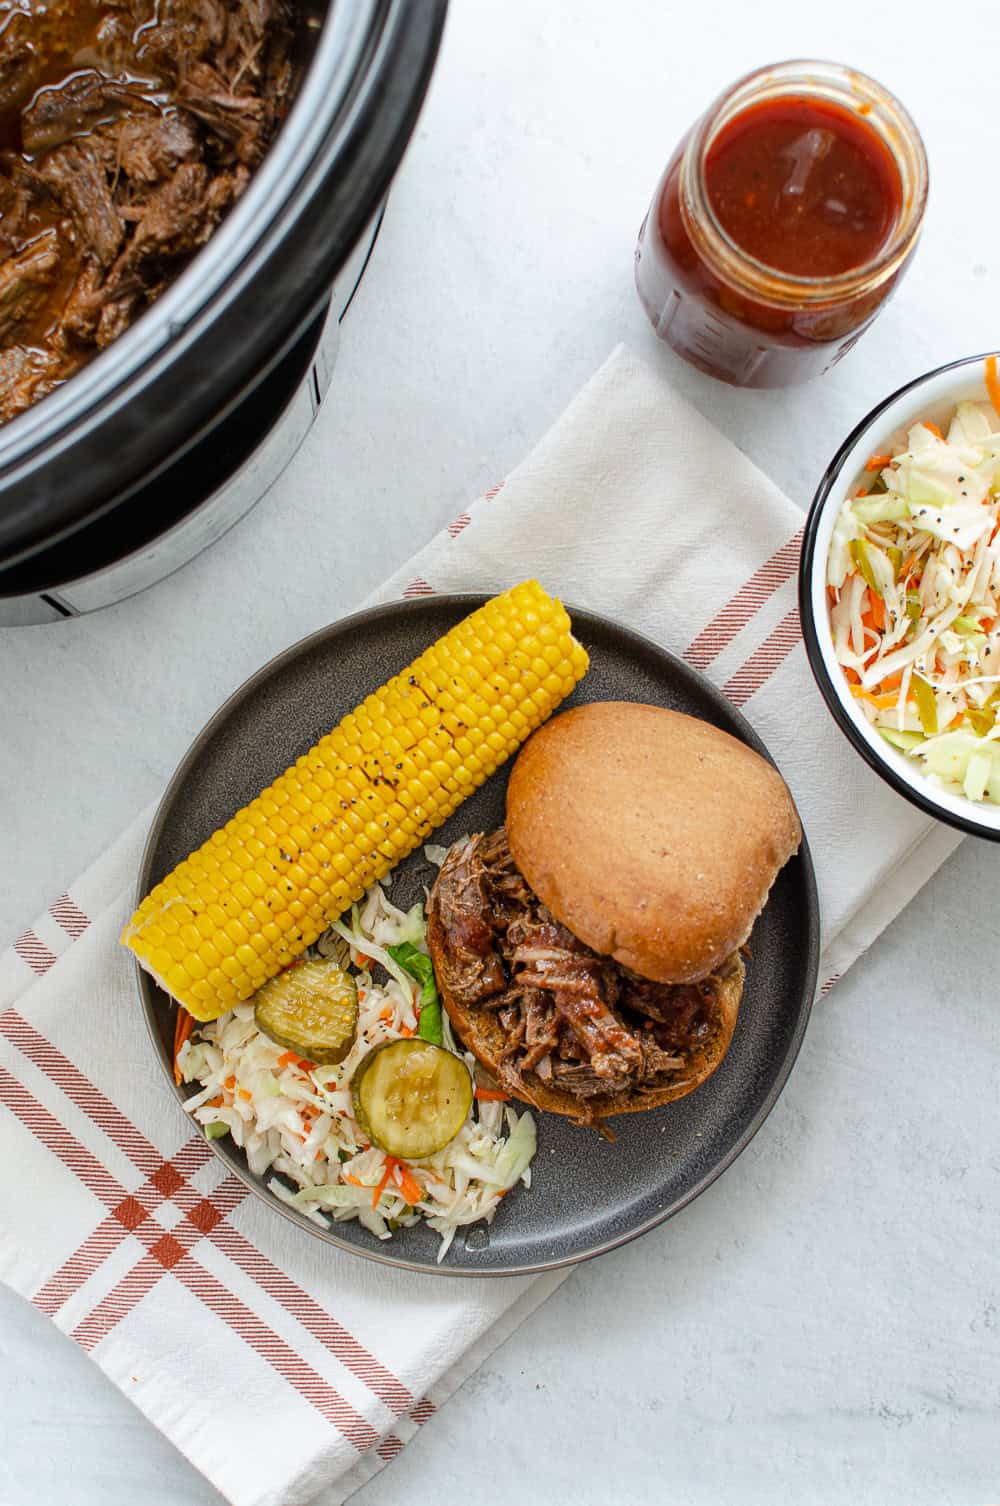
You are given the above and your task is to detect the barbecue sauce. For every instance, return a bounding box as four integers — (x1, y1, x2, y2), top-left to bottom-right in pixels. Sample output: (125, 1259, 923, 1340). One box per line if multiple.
(702, 97, 902, 278)
(634, 64, 927, 387)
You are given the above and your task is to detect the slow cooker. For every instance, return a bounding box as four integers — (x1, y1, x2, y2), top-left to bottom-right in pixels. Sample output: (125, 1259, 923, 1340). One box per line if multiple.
(0, 0, 447, 625)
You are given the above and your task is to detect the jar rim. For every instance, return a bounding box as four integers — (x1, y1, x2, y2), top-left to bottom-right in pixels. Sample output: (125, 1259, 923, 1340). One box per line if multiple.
(679, 58, 929, 308)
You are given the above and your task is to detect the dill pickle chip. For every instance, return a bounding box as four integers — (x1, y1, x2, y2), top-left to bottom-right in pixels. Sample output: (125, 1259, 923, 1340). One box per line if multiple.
(254, 959, 358, 1065)
(352, 1040, 472, 1159)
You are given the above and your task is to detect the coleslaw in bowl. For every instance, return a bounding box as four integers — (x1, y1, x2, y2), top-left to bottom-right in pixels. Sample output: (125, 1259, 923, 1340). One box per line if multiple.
(801, 352, 1000, 838)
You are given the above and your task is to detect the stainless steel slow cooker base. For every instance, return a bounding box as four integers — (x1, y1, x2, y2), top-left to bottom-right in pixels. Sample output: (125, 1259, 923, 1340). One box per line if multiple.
(0, 209, 382, 627)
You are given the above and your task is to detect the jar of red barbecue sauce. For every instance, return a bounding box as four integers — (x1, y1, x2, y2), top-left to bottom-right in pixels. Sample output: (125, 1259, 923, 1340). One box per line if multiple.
(634, 60, 928, 387)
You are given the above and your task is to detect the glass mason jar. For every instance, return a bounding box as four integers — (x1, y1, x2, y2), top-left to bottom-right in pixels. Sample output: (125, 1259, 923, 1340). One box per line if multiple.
(634, 60, 929, 388)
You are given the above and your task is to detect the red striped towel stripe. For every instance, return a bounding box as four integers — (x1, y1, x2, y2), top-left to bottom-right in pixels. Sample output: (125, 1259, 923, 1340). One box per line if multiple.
(0, 1005, 418, 1416)
(12, 930, 58, 976)
(722, 607, 802, 708)
(0, 1065, 379, 1452)
(49, 893, 90, 938)
(685, 529, 803, 671)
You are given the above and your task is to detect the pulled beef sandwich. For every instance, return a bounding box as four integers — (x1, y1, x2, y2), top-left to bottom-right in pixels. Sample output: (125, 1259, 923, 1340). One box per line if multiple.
(427, 702, 801, 1124)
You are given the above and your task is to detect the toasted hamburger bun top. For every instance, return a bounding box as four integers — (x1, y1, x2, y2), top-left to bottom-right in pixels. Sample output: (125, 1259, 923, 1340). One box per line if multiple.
(505, 702, 801, 985)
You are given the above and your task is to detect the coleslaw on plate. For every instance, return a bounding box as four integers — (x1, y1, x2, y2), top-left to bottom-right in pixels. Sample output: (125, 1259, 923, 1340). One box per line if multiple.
(178, 863, 537, 1262)
(827, 356, 1000, 805)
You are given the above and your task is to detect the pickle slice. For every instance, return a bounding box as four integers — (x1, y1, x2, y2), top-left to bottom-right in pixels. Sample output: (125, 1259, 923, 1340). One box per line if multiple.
(254, 959, 358, 1065)
(352, 1040, 473, 1159)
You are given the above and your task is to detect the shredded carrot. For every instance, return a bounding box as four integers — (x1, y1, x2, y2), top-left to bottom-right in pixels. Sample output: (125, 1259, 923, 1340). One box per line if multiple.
(398, 1022, 416, 1038)
(356, 953, 371, 969)
(475, 1088, 510, 1102)
(981, 617, 997, 633)
(276, 1049, 315, 1071)
(849, 686, 899, 710)
(826, 585, 838, 604)
(173, 1009, 195, 1085)
(922, 420, 944, 440)
(372, 1158, 396, 1210)
(238, 1088, 252, 1102)
(986, 354, 1000, 419)
(859, 588, 886, 632)
(206, 1096, 224, 1109)
(947, 711, 965, 730)
(878, 670, 904, 692)
(224, 1074, 236, 1091)
(864, 452, 893, 471)
(343, 1173, 364, 1187)
(843, 666, 861, 686)
(394, 1163, 424, 1206)
(378, 1006, 393, 1023)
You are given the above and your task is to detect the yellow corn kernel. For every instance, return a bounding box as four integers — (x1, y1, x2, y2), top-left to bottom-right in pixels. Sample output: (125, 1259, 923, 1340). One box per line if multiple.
(123, 581, 588, 1020)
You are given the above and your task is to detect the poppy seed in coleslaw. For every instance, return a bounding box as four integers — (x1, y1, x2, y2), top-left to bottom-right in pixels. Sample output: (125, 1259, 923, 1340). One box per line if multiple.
(177, 865, 537, 1262)
(827, 356, 1000, 806)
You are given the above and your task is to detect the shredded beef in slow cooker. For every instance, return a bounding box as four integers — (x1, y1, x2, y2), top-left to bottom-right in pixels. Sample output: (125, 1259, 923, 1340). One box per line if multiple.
(431, 829, 738, 1113)
(0, 0, 298, 421)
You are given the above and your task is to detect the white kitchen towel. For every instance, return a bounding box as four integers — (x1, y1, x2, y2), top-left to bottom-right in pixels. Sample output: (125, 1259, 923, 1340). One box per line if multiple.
(0, 346, 962, 1506)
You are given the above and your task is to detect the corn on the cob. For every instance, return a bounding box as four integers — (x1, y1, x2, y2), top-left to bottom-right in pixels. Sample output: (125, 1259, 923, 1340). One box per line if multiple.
(124, 581, 589, 1020)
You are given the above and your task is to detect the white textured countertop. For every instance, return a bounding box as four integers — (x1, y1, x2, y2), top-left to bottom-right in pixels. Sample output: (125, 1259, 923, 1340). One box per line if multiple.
(2, 2, 999, 1503)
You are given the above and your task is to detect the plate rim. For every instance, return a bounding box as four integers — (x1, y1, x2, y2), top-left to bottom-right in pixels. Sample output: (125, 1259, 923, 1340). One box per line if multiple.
(135, 593, 821, 1277)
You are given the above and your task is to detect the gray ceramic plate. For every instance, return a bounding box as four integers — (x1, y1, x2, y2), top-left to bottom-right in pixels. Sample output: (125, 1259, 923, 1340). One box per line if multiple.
(137, 595, 820, 1276)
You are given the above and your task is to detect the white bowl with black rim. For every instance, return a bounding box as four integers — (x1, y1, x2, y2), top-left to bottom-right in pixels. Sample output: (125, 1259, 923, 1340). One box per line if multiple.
(799, 350, 1000, 842)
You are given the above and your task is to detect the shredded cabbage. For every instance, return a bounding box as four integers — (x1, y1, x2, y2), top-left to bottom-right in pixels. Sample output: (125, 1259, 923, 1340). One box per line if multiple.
(183, 872, 536, 1261)
(827, 384, 1000, 805)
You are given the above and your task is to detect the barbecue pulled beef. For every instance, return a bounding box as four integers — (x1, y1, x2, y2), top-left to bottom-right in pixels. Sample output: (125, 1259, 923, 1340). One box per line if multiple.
(0, 0, 297, 421)
(430, 830, 737, 1113)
